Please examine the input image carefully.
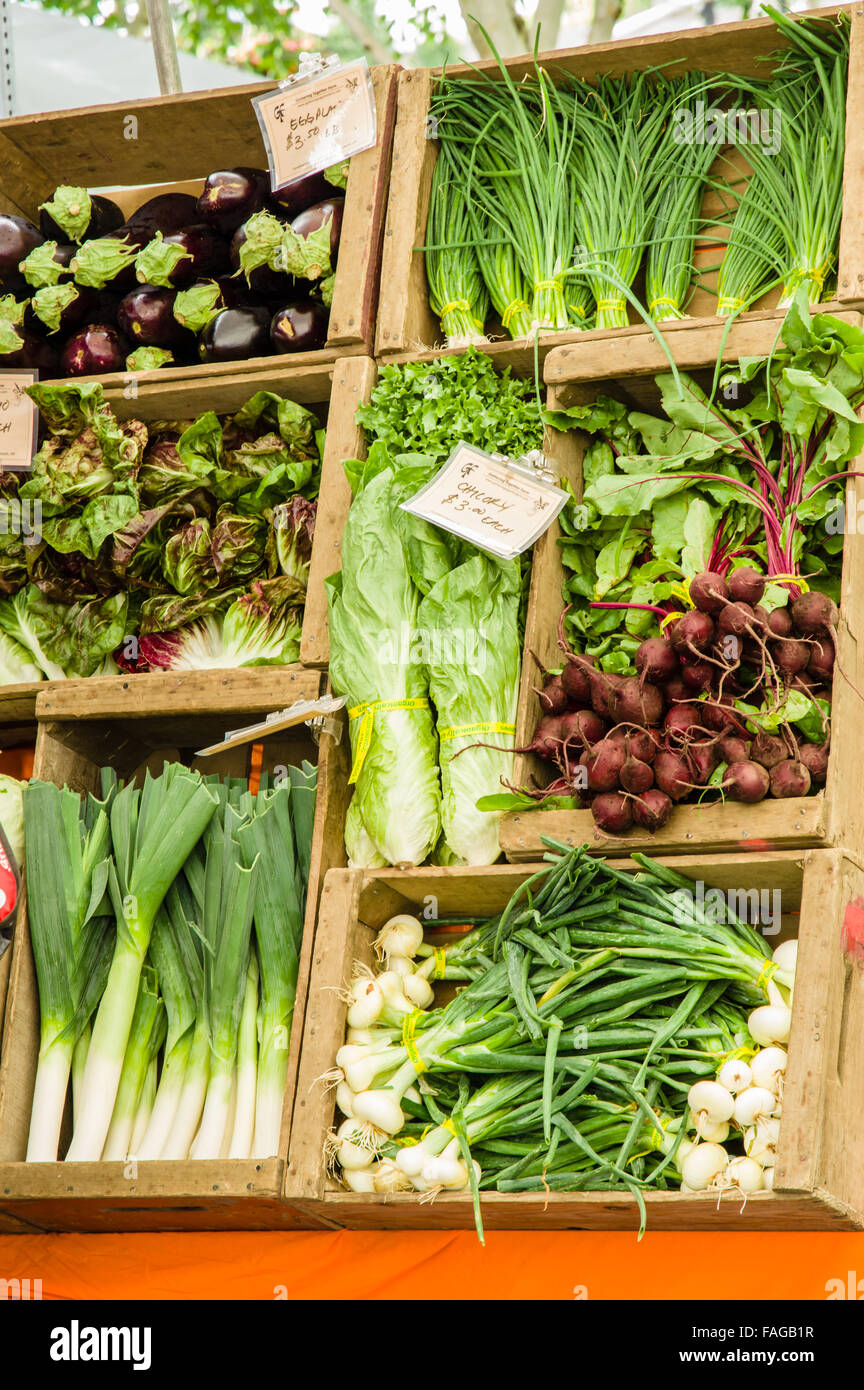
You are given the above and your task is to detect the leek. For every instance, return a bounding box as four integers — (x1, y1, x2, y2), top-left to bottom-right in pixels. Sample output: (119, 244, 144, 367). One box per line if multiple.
(101, 967, 165, 1160)
(65, 766, 218, 1161)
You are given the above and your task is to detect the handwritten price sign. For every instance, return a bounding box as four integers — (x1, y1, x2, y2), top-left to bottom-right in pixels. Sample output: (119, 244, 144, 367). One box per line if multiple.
(253, 58, 377, 189)
(401, 444, 568, 559)
(0, 371, 38, 471)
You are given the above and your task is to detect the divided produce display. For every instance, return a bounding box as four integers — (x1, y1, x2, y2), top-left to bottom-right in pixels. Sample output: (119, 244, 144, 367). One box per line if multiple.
(501, 308, 864, 860)
(0, 672, 349, 1231)
(376, 5, 864, 364)
(0, 66, 397, 384)
(288, 847, 864, 1231)
(0, 358, 370, 739)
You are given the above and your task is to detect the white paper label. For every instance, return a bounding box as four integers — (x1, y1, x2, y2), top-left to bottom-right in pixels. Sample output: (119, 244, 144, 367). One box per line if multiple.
(400, 443, 568, 559)
(0, 371, 37, 471)
(253, 58, 377, 190)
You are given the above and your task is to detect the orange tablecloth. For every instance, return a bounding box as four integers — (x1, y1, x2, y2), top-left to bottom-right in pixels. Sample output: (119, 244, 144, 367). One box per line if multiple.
(1, 1231, 863, 1300)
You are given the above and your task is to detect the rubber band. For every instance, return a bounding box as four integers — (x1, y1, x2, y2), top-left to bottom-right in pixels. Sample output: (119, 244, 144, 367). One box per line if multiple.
(648, 297, 680, 315)
(771, 572, 810, 593)
(502, 298, 530, 329)
(438, 298, 472, 317)
(348, 698, 430, 783)
(432, 946, 447, 980)
(402, 1008, 427, 1076)
(438, 721, 515, 743)
(596, 298, 626, 312)
(534, 278, 563, 293)
(717, 295, 746, 314)
(757, 959, 779, 991)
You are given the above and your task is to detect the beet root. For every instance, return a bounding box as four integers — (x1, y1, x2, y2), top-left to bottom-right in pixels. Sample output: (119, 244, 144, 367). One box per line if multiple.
(769, 759, 812, 799)
(797, 741, 829, 785)
(654, 751, 694, 801)
(591, 792, 633, 834)
(561, 658, 592, 706)
(718, 733, 751, 763)
(635, 637, 679, 686)
(537, 673, 567, 715)
(727, 566, 766, 606)
(671, 609, 715, 653)
(585, 738, 626, 792)
(620, 756, 654, 795)
(750, 731, 789, 770)
(722, 759, 770, 803)
(791, 590, 838, 637)
(689, 571, 730, 615)
(613, 676, 664, 726)
(631, 789, 673, 831)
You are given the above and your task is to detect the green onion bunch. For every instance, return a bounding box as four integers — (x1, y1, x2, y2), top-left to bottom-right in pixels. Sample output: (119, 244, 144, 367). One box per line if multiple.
(330, 841, 783, 1235)
(426, 143, 490, 348)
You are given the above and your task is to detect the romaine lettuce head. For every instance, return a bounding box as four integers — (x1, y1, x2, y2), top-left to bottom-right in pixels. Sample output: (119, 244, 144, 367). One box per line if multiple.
(419, 555, 521, 865)
(326, 465, 441, 868)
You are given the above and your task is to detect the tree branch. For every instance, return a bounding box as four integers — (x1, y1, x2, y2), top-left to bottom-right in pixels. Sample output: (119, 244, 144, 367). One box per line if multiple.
(327, 0, 394, 64)
(458, 0, 530, 58)
(533, 0, 566, 50)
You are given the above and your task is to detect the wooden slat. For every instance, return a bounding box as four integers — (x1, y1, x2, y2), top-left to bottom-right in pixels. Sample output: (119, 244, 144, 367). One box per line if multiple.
(816, 853, 864, 1218)
(838, 7, 864, 303)
(36, 667, 322, 723)
(103, 359, 339, 421)
(300, 356, 377, 667)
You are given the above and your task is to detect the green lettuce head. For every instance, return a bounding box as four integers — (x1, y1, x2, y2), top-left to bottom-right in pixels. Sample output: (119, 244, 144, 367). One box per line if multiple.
(163, 517, 218, 595)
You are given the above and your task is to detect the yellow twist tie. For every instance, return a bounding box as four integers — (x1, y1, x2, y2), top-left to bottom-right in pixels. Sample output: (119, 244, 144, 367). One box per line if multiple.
(648, 297, 679, 315)
(348, 698, 430, 783)
(442, 1117, 458, 1137)
(660, 610, 681, 632)
(502, 299, 530, 329)
(534, 277, 563, 293)
(669, 580, 695, 609)
(432, 946, 447, 980)
(568, 302, 588, 320)
(596, 298, 625, 312)
(402, 1008, 427, 1076)
(438, 298, 472, 318)
(771, 572, 810, 593)
(717, 295, 746, 314)
(438, 720, 515, 744)
(757, 959, 779, 991)
(718, 1044, 757, 1067)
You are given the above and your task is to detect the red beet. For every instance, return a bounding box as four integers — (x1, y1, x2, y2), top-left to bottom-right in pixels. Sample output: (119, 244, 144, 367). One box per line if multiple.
(561, 659, 592, 706)
(635, 637, 679, 685)
(585, 739, 626, 792)
(559, 709, 606, 746)
(664, 705, 703, 740)
(591, 792, 633, 834)
(614, 676, 664, 727)
(532, 715, 566, 759)
(688, 742, 718, 784)
(717, 601, 754, 637)
(654, 751, 693, 801)
(537, 673, 567, 716)
(769, 759, 811, 798)
(671, 609, 715, 654)
(590, 671, 624, 720)
(718, 733, 751, 763)
(727, 566, 766, 605)
(750, 731, 788, 770)
(723, 760, 770, 803)
(663, 676, 690, 704)
(791, 590, 838, 636)
(614, 728, 659, 764)
(620, 756, 654, 795)
(773, 637, 810, 679)
(681, 659, 715, 692)
(689, 571, 730, 615)
(807, 638, 835, 680)
(631, 789, 673, 831)
(766, 607, 793, 638)
(797, 742, 829, 785)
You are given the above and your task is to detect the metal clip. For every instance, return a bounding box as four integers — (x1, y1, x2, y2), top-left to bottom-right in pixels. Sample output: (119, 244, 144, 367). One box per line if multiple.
(278, 51, 341, 90)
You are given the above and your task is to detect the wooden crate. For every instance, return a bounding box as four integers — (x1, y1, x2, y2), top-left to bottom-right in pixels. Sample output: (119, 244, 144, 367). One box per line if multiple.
(0, 666, 351, 1232)
(500, 314, 864, 861)
(287, 849, 864, 1231)
(0, 357, 375, 740)
(375, 5, 864, 362)
(0, 66, 398, 383)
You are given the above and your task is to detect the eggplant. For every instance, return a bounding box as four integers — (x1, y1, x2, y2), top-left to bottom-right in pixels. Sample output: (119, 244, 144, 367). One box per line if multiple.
(117, 285, 188, 347)
(215, 273, 249, 308)
(61, 323, 129, 376)
(31, 283, 101, 337)
(197, 168, 269, 235)
(126, 192, 200, 243)
(1, 328, 59, 374)
(137, 223, 231, 288)
(199, 306, 272, 363)
(270, 299, 329, 354)
(291, 197, 344, 270)
(228, 220, 292, 297)
(0, 214, 44, 278)
(269, 171, 342, 220)
(39, 193, 124, 244)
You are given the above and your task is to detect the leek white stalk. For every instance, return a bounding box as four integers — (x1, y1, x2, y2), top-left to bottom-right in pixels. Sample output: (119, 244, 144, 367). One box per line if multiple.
(228, 953, 259, 1159)
(160, 1013, 211, 1159)
(130, 1057, 157, 1155)
(101, 968, 165, 1161)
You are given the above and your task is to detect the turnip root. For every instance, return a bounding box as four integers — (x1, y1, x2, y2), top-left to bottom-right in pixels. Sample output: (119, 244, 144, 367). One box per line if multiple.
(631, 788, 673, 831)
(591, 792, 633, 834)
(722, 760, 770, 803)
(689, 571, 730, 615)
(769, 759, 811, 799)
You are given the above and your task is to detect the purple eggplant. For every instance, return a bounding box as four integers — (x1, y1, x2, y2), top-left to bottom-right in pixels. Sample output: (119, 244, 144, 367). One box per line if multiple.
(1, 328, 60, 374)
(61, 323, 129, 376)
(199, 306, 272, 363)
(270, 300, 329, 354)
(126, 192, 200, 243)
(39, 192, 124, 244)
(118, 286, 188, 347)
(136, 224, 230, 288)
(0, 215, 45, 279)
(291, 197, 344, 271)
(197, 168, 269, 236)
(30, 282, 102, 337)
(229, 220, 292, 297)
(269, 171, 342, 220)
